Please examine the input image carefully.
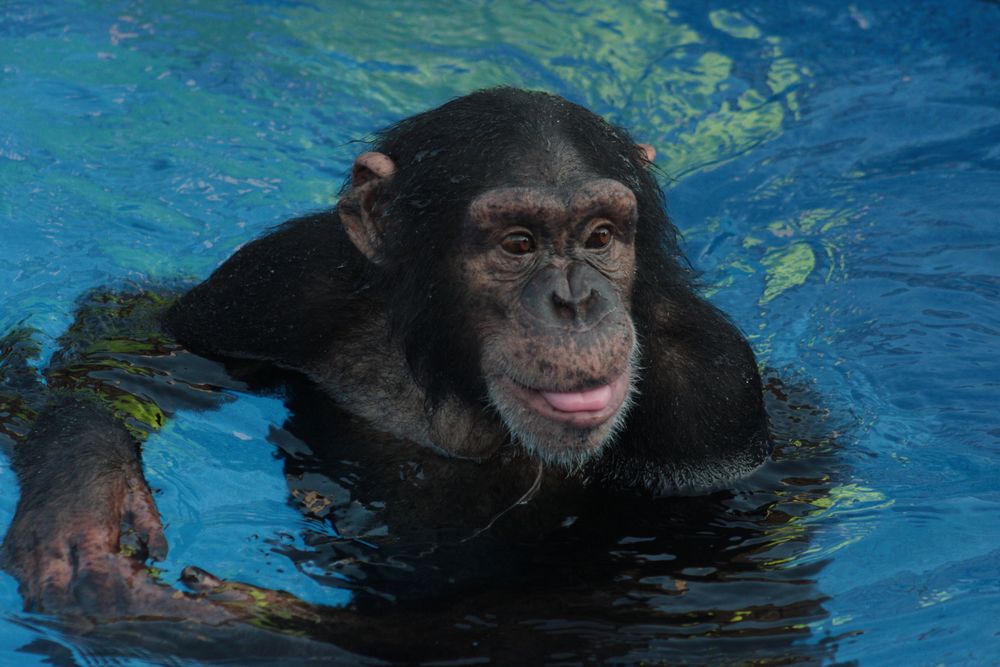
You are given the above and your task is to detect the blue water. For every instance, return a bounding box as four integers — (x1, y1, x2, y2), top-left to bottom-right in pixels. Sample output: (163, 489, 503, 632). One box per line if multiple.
(1, 1, 999, 664)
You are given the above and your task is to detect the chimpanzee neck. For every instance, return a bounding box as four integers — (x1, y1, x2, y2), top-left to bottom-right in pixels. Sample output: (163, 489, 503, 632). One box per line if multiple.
(304, 310, 508, 460)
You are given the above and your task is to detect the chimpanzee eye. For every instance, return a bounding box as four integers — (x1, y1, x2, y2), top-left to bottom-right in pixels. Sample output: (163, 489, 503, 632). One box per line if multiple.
(585, 225, 614, 249)
(501, 232, 536, 255)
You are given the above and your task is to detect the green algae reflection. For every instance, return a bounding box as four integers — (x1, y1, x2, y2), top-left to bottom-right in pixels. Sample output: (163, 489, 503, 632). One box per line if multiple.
(286, 1, 809, 181)
(45, 290, 182, 441)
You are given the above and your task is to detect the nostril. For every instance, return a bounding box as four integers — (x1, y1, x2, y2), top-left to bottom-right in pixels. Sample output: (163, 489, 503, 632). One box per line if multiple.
(577, 288, 600, 311)
(550, 292, 576, 321)
(551, 288, 602, 322)
(555, 288, 598, 306)
(554, 303, 575, 321)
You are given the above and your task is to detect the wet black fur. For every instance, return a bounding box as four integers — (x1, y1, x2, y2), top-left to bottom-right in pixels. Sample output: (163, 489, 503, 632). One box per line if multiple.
(168, 87, 770, 491)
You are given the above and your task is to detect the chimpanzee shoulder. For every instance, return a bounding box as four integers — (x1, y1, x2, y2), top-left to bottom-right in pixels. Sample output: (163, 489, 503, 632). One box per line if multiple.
(165, 211, 371, 366)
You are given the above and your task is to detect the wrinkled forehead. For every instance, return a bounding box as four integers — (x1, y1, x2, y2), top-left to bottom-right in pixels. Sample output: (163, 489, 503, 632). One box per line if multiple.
(467, 179, 638, 228)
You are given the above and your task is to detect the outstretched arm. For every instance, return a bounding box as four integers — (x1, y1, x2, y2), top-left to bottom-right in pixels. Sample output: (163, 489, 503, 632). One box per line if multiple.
(0, 215, 366, 616)
(2, 394, 246, 620)
(3, 395, 178, 614)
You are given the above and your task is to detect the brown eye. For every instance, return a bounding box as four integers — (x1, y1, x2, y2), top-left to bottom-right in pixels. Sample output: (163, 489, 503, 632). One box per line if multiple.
(585, 225, 614, 249)
(501, 232, 535, 255)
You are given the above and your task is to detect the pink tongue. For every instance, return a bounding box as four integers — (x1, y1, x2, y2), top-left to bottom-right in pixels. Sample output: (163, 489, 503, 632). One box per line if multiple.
(540, 384, 613, 413)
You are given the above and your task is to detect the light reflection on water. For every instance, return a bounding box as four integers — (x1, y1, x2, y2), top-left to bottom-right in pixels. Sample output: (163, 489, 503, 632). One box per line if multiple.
(1, 0, 998, 664)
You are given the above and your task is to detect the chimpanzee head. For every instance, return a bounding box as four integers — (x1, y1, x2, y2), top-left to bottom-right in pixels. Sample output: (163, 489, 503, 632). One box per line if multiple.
(337, 88, 690, 467)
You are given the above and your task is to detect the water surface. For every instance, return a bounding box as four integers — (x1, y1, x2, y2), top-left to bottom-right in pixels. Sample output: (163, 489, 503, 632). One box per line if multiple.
(1, 1, 999, 664)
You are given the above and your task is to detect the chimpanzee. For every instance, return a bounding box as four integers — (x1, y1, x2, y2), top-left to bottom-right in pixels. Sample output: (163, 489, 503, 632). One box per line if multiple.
(1, 88, 770, 622)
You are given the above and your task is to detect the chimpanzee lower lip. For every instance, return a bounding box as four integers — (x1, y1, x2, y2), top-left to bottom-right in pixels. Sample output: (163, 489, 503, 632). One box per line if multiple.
(500, 372, 629, 428)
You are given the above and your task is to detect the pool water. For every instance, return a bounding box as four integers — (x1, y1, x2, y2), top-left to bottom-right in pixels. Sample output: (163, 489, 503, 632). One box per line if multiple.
(1, 1, 999, 664)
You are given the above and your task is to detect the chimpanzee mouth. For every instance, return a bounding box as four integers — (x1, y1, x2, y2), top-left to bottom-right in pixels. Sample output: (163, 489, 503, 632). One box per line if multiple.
(498, 372, 631, 428)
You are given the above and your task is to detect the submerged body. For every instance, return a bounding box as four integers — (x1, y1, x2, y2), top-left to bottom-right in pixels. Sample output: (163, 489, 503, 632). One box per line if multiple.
(2, 89, 769, 622)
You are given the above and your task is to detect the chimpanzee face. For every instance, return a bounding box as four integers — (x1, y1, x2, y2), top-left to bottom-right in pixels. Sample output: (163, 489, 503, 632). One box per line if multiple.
(457, 177, 640, 467)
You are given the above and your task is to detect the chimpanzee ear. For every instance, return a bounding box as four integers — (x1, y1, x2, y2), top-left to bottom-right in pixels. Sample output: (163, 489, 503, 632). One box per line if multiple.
(339, 151, 396, 264)
(637, 143, 656, 165)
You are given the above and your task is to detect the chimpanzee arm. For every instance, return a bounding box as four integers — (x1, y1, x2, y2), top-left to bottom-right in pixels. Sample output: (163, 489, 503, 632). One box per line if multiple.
(1, 394, 227, 617)
(588, 294, 771, 493)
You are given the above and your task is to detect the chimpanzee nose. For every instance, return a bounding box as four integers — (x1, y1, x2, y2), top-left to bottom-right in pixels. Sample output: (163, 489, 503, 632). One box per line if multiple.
(522, 263, 614, 328)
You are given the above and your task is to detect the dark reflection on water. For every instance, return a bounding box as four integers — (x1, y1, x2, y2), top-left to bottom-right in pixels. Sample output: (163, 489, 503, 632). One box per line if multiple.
(270, 383, 845, 664)
(2, 289, 851, 664)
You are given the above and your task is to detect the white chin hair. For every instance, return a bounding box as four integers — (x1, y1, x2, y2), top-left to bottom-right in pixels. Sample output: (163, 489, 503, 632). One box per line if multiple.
(488, 372, 638, 471)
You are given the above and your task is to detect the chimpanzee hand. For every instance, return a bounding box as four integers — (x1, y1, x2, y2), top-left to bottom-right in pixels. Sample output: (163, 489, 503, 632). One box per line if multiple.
(1, 396, 228, 620)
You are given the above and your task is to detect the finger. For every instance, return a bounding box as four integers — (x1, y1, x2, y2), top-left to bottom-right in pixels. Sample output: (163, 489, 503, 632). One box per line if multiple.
(69, 554, 234, 622)
(71, 555, 126, 615)
(179, 566, 254, 605)
(33, 546, 75, 613)
(123, 475, 168, 561)
(180, 566, 225, 592)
